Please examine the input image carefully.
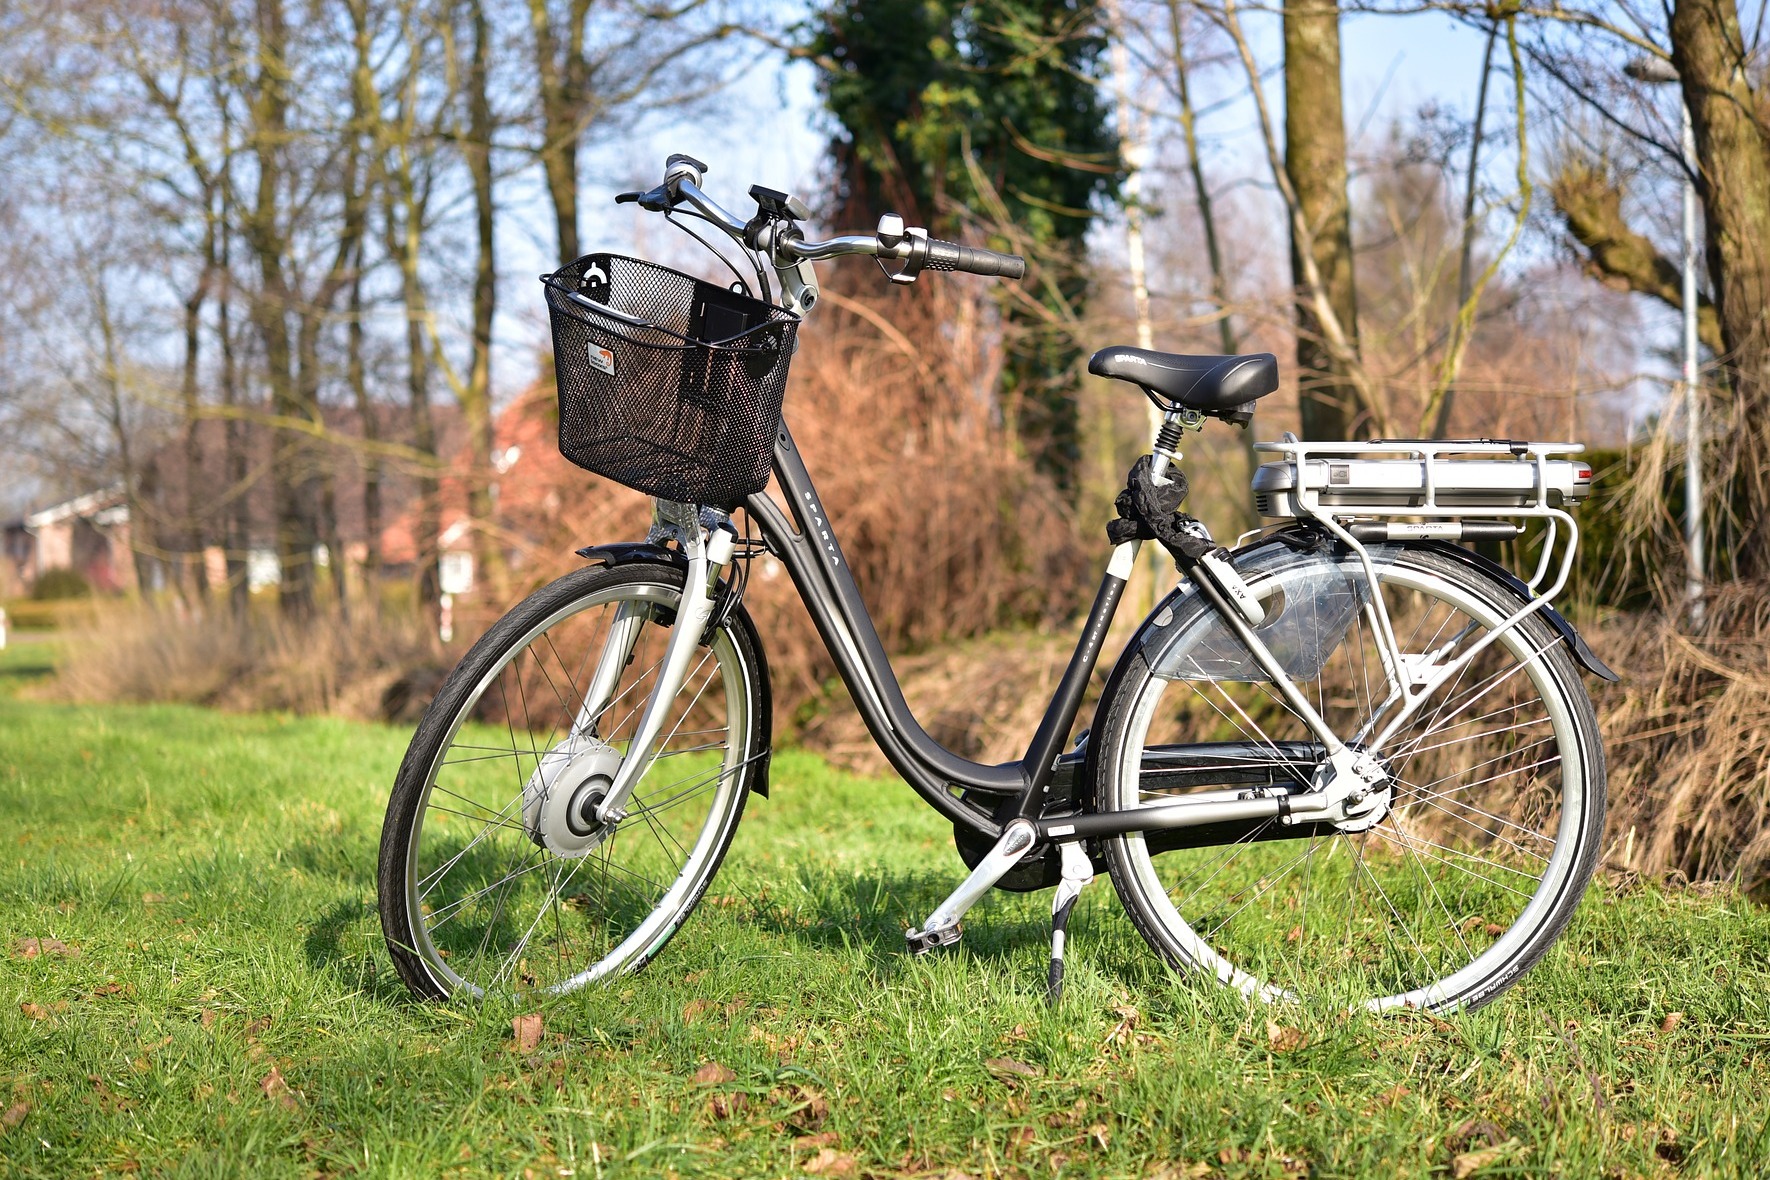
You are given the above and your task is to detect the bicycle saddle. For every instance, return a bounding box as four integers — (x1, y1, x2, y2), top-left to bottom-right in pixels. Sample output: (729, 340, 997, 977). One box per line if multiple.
(1089, 346, 1279, 421)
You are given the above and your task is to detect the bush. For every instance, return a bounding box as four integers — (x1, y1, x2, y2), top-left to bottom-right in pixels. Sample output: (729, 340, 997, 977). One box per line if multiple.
(43, 604, 443, 721)
(30, 567, 91, 601)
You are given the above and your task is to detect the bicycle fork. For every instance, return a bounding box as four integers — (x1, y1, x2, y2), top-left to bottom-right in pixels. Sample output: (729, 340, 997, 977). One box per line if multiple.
(586, 526, 736, 825)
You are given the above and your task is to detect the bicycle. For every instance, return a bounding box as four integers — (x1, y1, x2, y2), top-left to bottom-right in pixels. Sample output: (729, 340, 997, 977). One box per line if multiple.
(377, 152, 1616, 1012)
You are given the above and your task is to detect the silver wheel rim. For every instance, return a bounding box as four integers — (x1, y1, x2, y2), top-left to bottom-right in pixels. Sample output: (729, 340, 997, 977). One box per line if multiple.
(401, 577, 752, 998)
(1112, 556, 1587, 1011)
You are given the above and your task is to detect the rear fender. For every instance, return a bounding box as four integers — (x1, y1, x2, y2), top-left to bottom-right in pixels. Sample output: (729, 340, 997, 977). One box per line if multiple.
(1408, 539, 1619, 682)
(1082, 527, 1617, 792)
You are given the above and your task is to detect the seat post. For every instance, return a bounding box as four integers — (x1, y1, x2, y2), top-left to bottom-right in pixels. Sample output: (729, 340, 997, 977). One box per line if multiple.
(1148, 408, 1190, 486)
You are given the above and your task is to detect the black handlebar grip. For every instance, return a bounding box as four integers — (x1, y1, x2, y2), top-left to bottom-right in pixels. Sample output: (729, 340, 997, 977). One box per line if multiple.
(922, 238, 1027, 280)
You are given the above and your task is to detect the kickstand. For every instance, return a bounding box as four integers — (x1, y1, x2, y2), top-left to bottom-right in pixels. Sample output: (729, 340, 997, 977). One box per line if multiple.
(1046, 843, 1095, 1005)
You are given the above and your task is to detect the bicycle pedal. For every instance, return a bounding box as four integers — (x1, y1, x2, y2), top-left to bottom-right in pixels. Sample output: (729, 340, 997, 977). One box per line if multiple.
(904, 922, 963, 955)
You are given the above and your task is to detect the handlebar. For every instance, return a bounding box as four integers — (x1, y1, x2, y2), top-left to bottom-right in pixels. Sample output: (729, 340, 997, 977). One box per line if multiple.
(619, 158, 1025, 290)
(921, 238, 1027, 280)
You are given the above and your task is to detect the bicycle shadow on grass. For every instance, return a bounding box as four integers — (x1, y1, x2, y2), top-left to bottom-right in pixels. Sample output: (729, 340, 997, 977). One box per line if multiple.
(728, 859, 1120, 976)
(303, 895, 416, 1004)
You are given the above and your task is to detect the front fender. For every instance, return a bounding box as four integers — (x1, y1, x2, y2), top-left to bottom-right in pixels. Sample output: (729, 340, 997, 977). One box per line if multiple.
(574, 540, 687, 569)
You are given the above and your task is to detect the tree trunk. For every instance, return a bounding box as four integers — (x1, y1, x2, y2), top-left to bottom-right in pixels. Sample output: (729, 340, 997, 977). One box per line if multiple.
(180, 215, 213, 606)
(1283, 0, 1362, 440)
(348, 239, 381, 615)
(529, 0, 589, 263)
(219, 213, 250, 617)
(464, 0, 502, 600)
(345, 0, 381, 614)
(247, 0, 316, 619)
(1672, 0, 1770, 578)
(386, 178, 440, 631)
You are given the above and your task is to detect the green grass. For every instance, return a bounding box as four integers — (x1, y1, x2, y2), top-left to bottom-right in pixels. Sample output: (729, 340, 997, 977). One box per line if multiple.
(2, 693, 1768, 1178)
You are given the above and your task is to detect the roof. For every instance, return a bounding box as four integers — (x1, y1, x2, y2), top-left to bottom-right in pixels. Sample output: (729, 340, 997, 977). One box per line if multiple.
(25, 486, 126, 529)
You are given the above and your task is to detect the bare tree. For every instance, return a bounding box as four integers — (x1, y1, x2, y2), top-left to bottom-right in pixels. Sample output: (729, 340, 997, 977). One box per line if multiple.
(526, 0, 743, 262)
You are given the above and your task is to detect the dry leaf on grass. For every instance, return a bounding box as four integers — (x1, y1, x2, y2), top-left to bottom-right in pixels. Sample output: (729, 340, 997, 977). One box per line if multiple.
(1452, 1139, 1522, 1178)
(707, 1091, 748, 1120)
(1, 1101, 28, 1132)
(983, 1057, 1041, 1084)
(692, 1061, 736, 1086)
(801, 1147, 858, 1175)
(1087, 1123, 1111, 1150)
(511, 1012, 543, 1054)
(1147, 1164, 1211, 1180)
(1266, 1019, 1306, 1053)
(1374, 1083, 1411, 1108)
(784, 1084, 830, 1131)
(795, 1131, 840, 1150)
(1661, 1011, 1684, 1033)
(14, 937, 78, 959)
(19, 1003, 50, 1021)
(260, 1066, 300, 1111)
(681, 998, 716, 1023)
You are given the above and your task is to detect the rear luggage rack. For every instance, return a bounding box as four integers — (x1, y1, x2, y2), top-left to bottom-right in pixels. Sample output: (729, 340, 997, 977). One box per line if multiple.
(1248, 436, 1591, 607)
(1251, 438, 1593, 520)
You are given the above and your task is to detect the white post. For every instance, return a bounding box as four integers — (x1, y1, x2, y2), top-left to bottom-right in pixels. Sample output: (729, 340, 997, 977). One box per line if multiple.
(1106, 0, 1169, 607)
(1681, 101, 1704, 623)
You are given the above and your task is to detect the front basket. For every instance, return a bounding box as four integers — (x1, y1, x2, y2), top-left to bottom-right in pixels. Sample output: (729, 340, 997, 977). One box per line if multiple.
(542, 253, 799, 507)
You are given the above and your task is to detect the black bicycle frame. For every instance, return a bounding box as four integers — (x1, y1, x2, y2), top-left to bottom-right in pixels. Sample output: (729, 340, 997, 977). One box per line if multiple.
(743, 422, 1230, 845)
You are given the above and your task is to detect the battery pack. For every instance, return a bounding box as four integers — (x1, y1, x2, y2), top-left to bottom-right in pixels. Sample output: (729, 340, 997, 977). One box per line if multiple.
(1250, 439, 1593, 520)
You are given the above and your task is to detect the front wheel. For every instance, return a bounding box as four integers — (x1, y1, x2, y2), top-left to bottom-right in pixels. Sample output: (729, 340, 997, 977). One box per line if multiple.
(377, 560, 768, 1000)
(1092, 542, 1606, 1012)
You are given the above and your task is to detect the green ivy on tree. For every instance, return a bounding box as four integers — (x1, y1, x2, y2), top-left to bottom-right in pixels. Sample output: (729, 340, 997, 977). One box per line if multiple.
(807, 0, 1122, 495)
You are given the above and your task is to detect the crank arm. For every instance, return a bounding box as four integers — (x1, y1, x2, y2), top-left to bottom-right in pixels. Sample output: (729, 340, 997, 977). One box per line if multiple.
(905, 819, 1037, 952)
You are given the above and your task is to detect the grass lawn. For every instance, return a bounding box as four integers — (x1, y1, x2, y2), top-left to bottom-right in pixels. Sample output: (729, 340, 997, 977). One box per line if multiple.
(2, 663, 1768, 1177)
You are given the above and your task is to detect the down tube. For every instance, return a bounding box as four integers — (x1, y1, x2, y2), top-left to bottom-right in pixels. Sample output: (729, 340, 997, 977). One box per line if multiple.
(736, 481, 1005, 838)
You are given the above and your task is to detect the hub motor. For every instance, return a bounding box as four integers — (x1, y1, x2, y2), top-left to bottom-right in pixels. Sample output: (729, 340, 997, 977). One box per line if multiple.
(522, 741, 625, 858)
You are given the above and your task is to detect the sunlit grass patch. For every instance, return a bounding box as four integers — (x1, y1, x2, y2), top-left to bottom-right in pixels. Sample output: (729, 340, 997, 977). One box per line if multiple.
(1, 697, 1767, 1177)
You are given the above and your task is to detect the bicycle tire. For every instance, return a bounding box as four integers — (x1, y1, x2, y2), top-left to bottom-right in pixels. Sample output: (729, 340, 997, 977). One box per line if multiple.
(1091, 542, 1606, 1012)
(377, 560, 768, 1000)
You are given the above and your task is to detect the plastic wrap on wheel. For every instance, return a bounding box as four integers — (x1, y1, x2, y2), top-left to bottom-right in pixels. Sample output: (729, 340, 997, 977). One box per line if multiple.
(1145, 540, 1398, 683)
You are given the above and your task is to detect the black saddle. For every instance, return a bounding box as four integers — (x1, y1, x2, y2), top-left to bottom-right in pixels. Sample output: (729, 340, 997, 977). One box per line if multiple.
(1088, 346, 1279, 423)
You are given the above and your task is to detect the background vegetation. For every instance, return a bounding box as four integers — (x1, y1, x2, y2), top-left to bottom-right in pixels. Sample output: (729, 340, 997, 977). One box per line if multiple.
(3, 675, 1769, 1178)
(4, 5, 1770, 1171)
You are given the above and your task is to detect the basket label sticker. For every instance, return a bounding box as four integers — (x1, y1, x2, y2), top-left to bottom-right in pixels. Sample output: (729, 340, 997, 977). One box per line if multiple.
(587, 343, 616, 377)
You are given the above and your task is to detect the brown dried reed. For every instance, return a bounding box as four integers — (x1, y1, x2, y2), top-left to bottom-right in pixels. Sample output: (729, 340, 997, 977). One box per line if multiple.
(43, 604, 441, 722)
(1592, 582, 1770, 894)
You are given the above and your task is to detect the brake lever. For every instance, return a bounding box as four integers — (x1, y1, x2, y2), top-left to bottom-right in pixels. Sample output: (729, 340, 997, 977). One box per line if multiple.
(615, 185, 672, 213)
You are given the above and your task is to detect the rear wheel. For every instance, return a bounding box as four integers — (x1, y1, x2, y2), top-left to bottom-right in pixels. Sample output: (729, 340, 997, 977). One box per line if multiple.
(377, 560, 767, 1000)
(1093, 543, 1605, 1012)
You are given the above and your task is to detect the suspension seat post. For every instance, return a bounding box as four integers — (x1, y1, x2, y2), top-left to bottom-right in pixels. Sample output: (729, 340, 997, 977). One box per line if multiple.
(1149, 409, 1188, 485)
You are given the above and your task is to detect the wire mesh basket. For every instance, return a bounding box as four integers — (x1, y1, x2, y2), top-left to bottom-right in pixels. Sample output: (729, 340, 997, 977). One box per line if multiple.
(542, 253, 800, 507)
